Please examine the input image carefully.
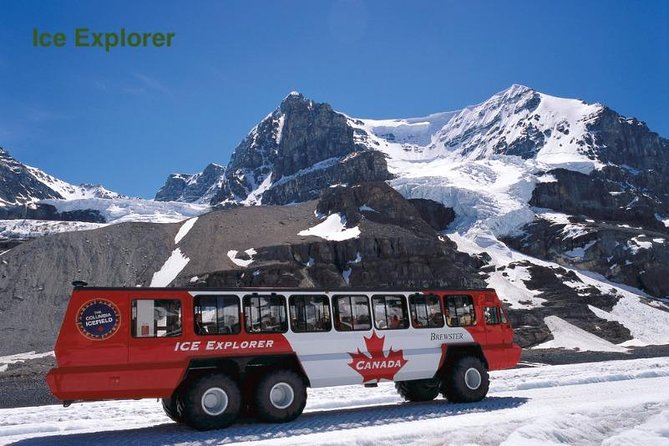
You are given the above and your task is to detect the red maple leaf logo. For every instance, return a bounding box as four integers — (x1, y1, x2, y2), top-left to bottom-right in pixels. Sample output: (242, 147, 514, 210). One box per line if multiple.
(348, 331, 407, 383)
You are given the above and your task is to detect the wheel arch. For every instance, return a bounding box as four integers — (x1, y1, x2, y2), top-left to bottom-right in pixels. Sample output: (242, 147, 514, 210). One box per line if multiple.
(175, 354, 310, 394)
(437, 343, 489, 377)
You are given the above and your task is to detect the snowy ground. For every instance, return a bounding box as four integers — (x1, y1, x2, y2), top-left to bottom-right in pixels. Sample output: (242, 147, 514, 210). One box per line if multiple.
(2, 357, 668, 445)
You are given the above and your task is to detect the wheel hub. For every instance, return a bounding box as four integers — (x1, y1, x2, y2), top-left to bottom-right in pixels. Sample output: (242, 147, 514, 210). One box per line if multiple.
(201, 387, 229, 416)
(269, 382, 295, 409)
(464, 367, 482, 390)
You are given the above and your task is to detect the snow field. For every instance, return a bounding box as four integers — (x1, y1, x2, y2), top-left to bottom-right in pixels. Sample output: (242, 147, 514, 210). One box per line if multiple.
(1, 357, 668, 445)
(41, 197, 209, 225)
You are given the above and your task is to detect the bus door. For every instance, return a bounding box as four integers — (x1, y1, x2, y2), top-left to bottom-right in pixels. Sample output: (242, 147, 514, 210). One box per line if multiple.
(481, 293, 512, 347)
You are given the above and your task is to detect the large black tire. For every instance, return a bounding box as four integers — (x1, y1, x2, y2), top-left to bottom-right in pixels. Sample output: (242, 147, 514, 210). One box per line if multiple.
(395, 378, 440, 402)
(441, 356, 489, 403)
(161, 393, 186, 423)
(182, 373, 241, 431)
(254, 369, 307, 423)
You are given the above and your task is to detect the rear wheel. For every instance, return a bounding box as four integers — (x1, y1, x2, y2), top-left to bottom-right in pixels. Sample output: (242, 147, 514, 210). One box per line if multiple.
(441, 356, 489, 403)
(182, 373, 241, 430)
(161, 393, 186, 423)
(395, 378, 440, 402)
(254, 369, 307, 423)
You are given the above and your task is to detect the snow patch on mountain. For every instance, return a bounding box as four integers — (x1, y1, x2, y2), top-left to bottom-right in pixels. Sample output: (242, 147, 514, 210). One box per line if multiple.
(534, 315, 628, 352)
(242, 173, 273, 206)
(448, 231, 546, 309)
(588, 297, 669, 347)
(174, 217, 198, 244)
(390, 157, 538, 235)
(150, 248, 190, 287)
(0, 351, 54, 373)
(227, 248, 257, 267)
(298, 214, 361, 241)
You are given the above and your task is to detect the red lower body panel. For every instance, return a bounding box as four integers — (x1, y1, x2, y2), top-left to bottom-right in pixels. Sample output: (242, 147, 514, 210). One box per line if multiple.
(46, 362, 185, 401)
(483, 343, 521, 370)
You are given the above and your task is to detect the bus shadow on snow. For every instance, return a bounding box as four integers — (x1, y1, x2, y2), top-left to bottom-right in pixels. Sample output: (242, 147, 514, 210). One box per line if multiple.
(10, 397, 528, 446)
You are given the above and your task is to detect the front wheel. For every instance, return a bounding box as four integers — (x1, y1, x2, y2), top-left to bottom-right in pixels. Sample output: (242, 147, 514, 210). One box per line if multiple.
(441, 356, 489, 403)
(182, 373, 241, 431)
(254, 369, 307, 423)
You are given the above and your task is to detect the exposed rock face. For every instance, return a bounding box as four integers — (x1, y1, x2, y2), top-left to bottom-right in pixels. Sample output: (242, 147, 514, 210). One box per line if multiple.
(504, 262, 632, 348)
(0, 203, 104, 223)
(194, 183, 485, 289)
(155, 93, 390, 206)
(211, 92, 391, 205)
(530, 106, 669, 224)
(408, 198, 456, 231)
(155, 163, 225, 203)
(505, 217, 669, 299)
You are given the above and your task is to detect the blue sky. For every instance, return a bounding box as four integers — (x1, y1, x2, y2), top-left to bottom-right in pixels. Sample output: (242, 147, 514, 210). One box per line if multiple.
(1, 0, 668, 198)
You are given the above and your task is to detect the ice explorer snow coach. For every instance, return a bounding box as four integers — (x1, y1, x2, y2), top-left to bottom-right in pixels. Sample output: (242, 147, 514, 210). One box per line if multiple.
(47, 285, 521, 430)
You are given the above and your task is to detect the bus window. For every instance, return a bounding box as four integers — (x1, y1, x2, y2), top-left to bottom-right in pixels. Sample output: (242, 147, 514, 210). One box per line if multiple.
(243, 294, 288, 333)
(289, 295, 331, 332)
(484, 306, 502, 325)
(193, 295, 240, 335)
(131, 299, 182, 338)
(372, 295, 409, 330)
(409, 293, 444, 328)
(333, 295, 371, 331)
(444, 295, 476, 327)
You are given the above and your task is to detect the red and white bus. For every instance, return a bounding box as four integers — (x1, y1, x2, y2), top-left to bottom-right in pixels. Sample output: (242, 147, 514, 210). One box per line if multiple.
(47, 285, 521, 430)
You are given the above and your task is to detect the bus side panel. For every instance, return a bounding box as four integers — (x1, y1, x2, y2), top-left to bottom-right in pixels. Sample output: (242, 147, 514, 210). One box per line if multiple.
(482, 343, 521, 370)
(47, 362, 186, 400)
(53, 289, 129, 368)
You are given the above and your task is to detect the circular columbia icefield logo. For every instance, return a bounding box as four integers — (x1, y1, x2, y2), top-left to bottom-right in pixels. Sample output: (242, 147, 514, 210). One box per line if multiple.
(77, 299, 121, 340)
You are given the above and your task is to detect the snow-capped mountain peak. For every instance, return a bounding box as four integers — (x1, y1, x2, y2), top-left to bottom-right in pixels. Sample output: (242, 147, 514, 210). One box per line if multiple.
(0, 147, 123, 206)
(352, 84, 604, 174)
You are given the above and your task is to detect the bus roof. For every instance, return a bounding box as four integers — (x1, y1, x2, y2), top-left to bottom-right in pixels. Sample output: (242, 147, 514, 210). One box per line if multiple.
(72, 286, 496, 293)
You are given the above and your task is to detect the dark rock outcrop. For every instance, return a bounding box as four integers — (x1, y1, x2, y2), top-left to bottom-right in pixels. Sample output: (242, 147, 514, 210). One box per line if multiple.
(211, 92, 391, 205)
(0, 203, 105, 223)
(156, 93, 391, 207)
(155, 163, 225, 203)
(505, 217, 669, 299)
(408, 198, 456, 231)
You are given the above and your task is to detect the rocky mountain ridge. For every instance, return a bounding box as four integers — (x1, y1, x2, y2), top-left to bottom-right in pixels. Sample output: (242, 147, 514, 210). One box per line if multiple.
(0, 148, 123, 207)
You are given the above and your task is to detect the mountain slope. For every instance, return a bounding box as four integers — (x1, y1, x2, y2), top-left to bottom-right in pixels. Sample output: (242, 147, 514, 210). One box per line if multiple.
(0, 147, 122, 206)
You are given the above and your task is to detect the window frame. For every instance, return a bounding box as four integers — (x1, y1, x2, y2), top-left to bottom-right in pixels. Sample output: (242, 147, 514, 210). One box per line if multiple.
(289, 294, 332, 333)
(444, 294, 477, 327)
(409, 293, 445, 329)
(131, 298, 182, 338)
(193, 294, 241, 336)
(332, 294, 372, 332)
(242, 293, 288, 334)
(371, 294, 409, 330)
